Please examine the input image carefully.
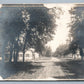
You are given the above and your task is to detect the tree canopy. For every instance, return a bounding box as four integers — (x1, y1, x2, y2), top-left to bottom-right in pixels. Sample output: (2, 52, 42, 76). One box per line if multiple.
(68, 5, 84, 59)
(1, 5, 56, 62)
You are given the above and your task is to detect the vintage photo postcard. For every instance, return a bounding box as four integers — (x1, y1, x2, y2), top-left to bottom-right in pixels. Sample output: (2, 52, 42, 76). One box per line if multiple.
(0, 4, 84, 81)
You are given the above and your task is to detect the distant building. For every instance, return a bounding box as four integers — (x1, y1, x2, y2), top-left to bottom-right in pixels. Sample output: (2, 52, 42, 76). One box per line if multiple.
(25, 50, 33, 60)
(5, 48, 39, 62)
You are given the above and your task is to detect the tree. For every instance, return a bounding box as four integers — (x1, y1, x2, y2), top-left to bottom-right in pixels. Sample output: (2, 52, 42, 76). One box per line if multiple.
(54, 44, 69, 57)
(1, 7, 25, 63)
(69, 4, 84, 60)
(1, 5, 56, 63)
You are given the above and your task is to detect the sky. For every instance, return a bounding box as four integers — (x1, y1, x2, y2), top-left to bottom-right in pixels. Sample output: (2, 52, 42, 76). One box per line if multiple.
(45, 4, 75, 52)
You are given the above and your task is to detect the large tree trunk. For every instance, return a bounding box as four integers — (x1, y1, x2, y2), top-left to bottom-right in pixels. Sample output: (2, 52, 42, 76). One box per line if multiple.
(13, 50, 16, 63)
(16, 49, 19, 62)
(9, 42, 14, 62)
(79, 48, 83, 61)
(23, 51, 25, 63)
(9, 49, 13, 62)
(15, 35, 19, 63)
(13, 39, 19, 63)
(81, 56, 83, 61)
(23, 39, 27, 63)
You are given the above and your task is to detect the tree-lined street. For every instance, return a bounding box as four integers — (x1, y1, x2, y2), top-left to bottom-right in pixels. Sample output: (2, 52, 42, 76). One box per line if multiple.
(0, 4, 84, 80)
(0, 56, 82, 80)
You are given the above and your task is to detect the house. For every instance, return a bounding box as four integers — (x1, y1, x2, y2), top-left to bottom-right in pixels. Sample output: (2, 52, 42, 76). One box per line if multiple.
(25, 50, 33, 60)
(17, 48, 40, 62)
(18, 52, 23, 61)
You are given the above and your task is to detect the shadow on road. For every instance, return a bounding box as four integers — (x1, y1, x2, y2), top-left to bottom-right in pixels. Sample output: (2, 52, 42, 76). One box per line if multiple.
(0, 61, 44, 79)
(53, 59, 84, 79)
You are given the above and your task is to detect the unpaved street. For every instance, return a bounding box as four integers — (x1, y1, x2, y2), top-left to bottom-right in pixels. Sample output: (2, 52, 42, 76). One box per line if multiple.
(0, 57, 84, 80)
(37, 57, 65, 79)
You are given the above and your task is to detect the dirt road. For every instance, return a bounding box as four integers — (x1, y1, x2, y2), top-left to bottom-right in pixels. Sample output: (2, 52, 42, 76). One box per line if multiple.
(5, 57, 73, 80)
(37, 57, 66, 80)
(0, 56, 84, 80)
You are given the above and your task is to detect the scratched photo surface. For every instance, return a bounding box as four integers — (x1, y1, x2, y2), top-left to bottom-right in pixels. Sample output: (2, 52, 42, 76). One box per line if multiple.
(0, 4, 84, 80)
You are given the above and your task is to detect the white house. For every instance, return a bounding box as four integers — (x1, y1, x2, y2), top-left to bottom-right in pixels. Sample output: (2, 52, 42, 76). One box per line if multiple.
(18, 52, 23, 61)
(34, 52, 39, 60)
(18, 48, 39, 62)
(25, 50, 33, 60)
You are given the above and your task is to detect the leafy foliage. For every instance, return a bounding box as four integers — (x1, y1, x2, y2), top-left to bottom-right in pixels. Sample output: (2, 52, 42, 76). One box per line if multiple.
(68, 5, 84, 59)
(1, 6, 56, 62)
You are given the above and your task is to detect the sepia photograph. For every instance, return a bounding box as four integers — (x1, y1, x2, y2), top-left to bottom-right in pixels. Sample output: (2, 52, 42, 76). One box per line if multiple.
(0, 4, 84, 80)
